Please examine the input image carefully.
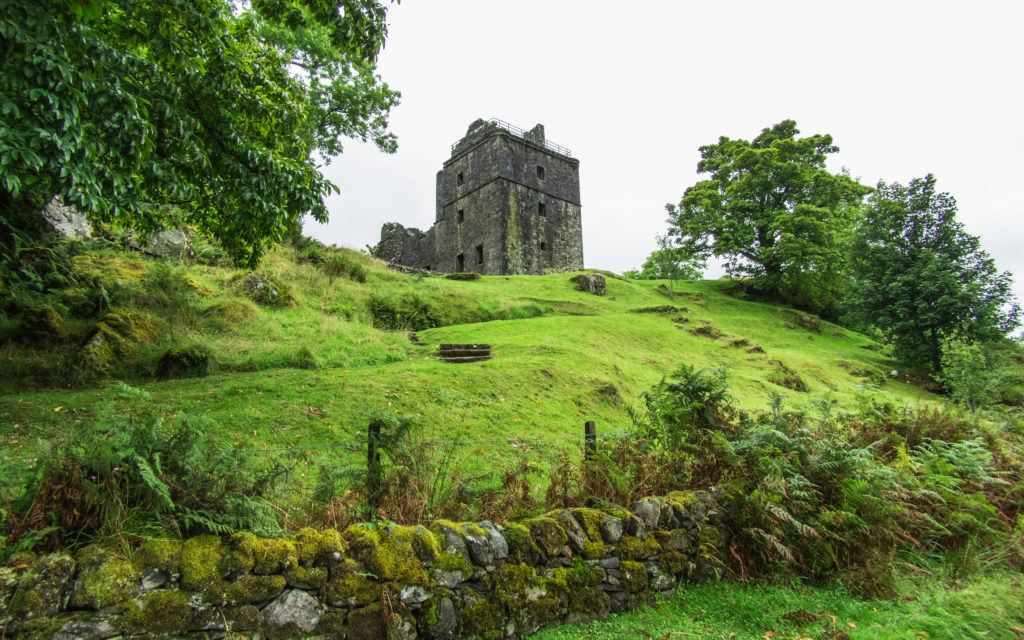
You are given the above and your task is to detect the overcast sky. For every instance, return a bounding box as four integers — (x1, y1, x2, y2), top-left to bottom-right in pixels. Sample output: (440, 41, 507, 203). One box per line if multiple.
(307, 0, 1024, 305)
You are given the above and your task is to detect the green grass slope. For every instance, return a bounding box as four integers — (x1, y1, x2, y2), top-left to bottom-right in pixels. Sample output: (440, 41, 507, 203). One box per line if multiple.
(0, 242, 937, 459)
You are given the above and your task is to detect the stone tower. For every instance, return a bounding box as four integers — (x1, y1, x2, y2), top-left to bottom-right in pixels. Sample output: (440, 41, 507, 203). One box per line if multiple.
(374, 119, 583, 275)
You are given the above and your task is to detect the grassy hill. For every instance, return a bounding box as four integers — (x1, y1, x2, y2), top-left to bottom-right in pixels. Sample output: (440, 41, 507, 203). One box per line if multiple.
(1, 239, 937, 479)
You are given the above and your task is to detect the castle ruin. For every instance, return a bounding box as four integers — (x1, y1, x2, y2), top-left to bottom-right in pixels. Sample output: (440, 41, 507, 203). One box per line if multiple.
(374, 118, 583, 275)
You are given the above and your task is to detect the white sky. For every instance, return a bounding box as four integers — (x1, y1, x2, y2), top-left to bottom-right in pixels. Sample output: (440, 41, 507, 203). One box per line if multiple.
(307, 0, 1024, 306)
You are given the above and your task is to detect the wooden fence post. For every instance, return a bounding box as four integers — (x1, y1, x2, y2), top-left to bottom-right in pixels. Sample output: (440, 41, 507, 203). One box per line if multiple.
(366, 420, 383, 518)
(585, 421, 597, 460)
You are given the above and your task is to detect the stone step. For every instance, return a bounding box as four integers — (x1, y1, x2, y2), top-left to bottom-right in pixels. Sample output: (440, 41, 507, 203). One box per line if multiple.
(439, 343, 491, 351)
(439, 355, 492, 363)
(439, 348, 491, 358)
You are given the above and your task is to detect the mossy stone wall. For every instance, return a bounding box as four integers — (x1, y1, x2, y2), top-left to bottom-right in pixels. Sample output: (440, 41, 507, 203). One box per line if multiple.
(0, 489, 728, 639)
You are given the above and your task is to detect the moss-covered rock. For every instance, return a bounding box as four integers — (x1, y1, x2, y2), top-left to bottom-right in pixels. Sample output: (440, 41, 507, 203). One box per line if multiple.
(221, 532, 257, 579)
(6, 552, 75, 619)
(132, 538, 182, 576)
(18, 306, 68, 343)
(224, 574, 286, 605)
(660, 550, 688, 575)
(411, 524, 441, 564)
(347, 602, 387, 640)
(180, 535, 226, 603)
(123, 589, 198, 634)
(70, 545, 140, 610)
(155, 345, 217, 379)
(79, 308, 157, 370)
(71, 253, 147, 291)
(613, 534, 662, 561)
(202, 299, 258, 333)
(459, 595, 505, 638)
(229, 272, 297, 308)
(503, 521, 541, 565)
(619, 560, 649, 593)
(252, 537, 298, 575)
(525, 517, 568, 559)
(325, 570, 379, 608)
(287, 565, 328, 591)
(346, 525, 429, 586)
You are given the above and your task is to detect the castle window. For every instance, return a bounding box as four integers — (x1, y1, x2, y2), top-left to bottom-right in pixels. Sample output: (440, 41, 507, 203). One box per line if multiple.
(538, 202, 546, 217)
(457, 172, 464, 186)
(456, 253, 464, 271)
(537, 165, 545, 180)
(475, 244, 484, 264)
(540, 241, 547, 250)
(457, 209, 464, 223)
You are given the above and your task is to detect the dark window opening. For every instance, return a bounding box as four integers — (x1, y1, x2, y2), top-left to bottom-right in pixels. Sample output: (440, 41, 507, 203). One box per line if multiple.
(540, 241, 547, 250)
(457, 172, 464, 186)
(538, 202, 546, 217)
(537, 165, 545, 180)
(457, 209, 464, 223)
(425, 265, 430, 271)
(475, 244, 484, 264)
(456, 253, 464, 271)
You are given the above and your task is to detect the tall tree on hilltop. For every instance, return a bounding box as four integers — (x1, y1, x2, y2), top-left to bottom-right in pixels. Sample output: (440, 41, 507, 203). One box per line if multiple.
(0, 0, 399, 266)
(666, 120, 870, 313)
(847, 174, 1019, 370)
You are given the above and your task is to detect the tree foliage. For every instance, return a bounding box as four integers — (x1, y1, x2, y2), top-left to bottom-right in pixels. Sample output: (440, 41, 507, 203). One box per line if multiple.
(847, 175, 1019, 370)
(0, 0, 399, 266)
(625, 235, 706, 294)
(666, 120, 870, 312)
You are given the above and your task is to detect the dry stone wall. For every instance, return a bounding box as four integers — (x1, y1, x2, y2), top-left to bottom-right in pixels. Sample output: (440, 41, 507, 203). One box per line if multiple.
(1, 490, 729, 639)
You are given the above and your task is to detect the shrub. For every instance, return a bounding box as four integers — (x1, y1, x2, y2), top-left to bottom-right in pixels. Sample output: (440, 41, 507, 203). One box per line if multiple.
(322, 254, 368, 283)
(445, 272, 481, 281)
(369, 292, 440, 331)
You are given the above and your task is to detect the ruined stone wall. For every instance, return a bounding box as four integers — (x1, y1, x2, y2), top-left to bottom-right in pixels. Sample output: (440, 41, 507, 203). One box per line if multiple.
(1, 490, 729, 639)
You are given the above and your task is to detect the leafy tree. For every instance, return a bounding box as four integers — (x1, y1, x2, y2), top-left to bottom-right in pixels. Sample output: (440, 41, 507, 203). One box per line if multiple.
(666, 120, 870, 312)
(626, 235, 705, 296)
(0, 0, 399, 266)
(847, 175, 1019, 370)
(936, 335, 1001, 413)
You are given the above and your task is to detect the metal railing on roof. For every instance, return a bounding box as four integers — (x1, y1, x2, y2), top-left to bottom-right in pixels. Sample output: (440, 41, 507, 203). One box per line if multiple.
(450, 118, 573, 157)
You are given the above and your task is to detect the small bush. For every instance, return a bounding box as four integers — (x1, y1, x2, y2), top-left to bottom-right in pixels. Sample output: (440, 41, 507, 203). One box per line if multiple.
(202, 300, 258, 333)
(322, 254, 368, 283)
(445, 272, 481, 281)
(155, 346, 217, 379)
(369, 292, 440, 331)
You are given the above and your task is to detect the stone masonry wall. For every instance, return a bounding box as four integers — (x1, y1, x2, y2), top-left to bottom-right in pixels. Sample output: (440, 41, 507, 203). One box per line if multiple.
(1, 490, 728, 640)
(375, 120, 584, 276)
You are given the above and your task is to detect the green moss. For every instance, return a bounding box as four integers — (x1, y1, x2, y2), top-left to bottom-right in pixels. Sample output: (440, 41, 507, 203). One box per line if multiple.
(347, 602, 386, 640)
(293, 527, 322, 566)
(572, 508, 605, 542)
(614, 534, 662, 561)
(181, 535, 226, 603)
(549, 564, 610, 616)
(202, 299, 257, 333)
(252, 537, 297, 575)
(221, 532, 257, 577)
(133, 538, 182, 575)
(316, 528, 347, 559)
(287, 565, 328, 591)
(700, 525, 724, 552)
(5, 553, 75, 619)
(326, 569, 379, 608)
(664, 490, 700, 510)
(525, 517, 568, 557)
(70, 545, 140, 610)
(581, 540, 606, 559)
(317, 609, 349, 636)
(661, 550, 688, 575)
(224, 574, 286, 605)
(346, 525, 428, 586)
(433, 551, 473, 574)
(71, 253, 147, 289)
(123, 589, 194, 634)
(620, 560, 649, 593)
(58, 286, 98, 317)
(411, 525, 441, 563)
(185, 277, 215, 297)
(491, 562, 540, 612)
(461, 596, 505, 637)
(79, 308, 157, 370)
(503, 521, 541, 564)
